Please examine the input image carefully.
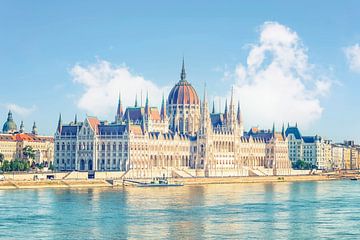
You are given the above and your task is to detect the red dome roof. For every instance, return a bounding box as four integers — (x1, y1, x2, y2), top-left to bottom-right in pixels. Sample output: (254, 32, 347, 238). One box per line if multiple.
(167, 80, 200, 105)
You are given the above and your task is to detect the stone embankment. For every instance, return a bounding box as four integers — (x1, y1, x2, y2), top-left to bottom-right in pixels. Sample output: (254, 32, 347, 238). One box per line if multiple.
(0, 172, 353, 190)
(0, 179, 112, 190)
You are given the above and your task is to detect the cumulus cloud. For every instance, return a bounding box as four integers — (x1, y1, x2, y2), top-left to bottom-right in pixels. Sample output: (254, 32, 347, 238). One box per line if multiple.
(3, 104, 37, 116)
(230, 22, 332, 129)
(70, 60, 169, 117)
(344, 44, 360, 72)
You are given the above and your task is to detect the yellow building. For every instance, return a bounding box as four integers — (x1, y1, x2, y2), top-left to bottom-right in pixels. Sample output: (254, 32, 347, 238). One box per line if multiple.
(1, 112, 54, 164)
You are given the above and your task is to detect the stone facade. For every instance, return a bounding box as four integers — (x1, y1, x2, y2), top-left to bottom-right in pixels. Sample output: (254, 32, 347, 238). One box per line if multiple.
(54, 62, 292, 177)
(0, 113, 54, 164)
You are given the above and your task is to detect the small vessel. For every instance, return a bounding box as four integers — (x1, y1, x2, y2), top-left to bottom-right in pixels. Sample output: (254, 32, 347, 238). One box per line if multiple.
(350, 177, 358, 181)
(137, 177, 183, 187)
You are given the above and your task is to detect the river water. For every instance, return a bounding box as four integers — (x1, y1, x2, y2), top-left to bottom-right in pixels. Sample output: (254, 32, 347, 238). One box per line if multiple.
(0, 180, 360, 239)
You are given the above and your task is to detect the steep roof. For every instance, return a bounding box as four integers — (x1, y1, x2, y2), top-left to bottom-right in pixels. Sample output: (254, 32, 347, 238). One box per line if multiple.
(87, 117, 100, 133)
(210, 113, 225, 128)
(98, 124, 127, 135)
(285, 126, 302, 139)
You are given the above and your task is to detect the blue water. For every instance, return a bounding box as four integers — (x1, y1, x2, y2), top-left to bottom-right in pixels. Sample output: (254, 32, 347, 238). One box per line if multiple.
(0, 180, 360, 239)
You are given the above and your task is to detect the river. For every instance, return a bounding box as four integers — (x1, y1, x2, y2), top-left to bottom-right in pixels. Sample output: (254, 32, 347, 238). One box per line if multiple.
(0, 180, 359, 239)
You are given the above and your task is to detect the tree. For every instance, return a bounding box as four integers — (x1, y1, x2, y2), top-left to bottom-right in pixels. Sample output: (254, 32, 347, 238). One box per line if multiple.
(1, 160, 11, 172)
(0, 153, 4, 164)
(48, 162, 55, 171)
(293, 160, 313, 170)
(23, 146, 36, 161)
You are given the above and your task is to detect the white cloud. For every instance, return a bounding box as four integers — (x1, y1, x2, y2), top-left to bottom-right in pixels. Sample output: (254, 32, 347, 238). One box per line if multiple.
(3, 104, 37, 116)
(70, 60, 169, 117)
(229, 22, 332, 129)
(344, 44, 360, 72)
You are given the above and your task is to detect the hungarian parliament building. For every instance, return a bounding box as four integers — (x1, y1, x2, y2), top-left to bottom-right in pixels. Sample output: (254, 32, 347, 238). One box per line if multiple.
(54, 61, 292, 177)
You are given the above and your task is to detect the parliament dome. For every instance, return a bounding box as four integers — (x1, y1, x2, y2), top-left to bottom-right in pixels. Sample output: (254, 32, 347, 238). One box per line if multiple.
(167, 60, 200, 105)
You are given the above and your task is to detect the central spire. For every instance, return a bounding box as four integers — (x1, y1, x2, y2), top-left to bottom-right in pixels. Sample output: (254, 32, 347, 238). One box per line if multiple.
(180, 57, 186, 82)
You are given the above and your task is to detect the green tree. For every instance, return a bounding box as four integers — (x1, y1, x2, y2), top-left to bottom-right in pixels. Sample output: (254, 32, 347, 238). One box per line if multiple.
(0, 153, 4, 164)
(1, 160, 11, 172)
(23, 146, 35, 160)
(293, 160, 313, 170)
(48, 162, 55, 171)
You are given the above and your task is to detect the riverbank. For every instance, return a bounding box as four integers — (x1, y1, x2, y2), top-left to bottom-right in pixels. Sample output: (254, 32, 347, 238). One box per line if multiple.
(0, 174, 345, 190)
(0, 179, 112, 190)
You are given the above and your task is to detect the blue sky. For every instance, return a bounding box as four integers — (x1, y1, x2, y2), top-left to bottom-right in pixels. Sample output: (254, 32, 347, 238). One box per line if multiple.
(0, 1, 360, 142)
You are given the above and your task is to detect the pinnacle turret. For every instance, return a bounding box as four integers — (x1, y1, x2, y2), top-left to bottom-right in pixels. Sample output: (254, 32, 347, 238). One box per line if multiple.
(180, 57, 186, 82)
(160, 93, 167, 120)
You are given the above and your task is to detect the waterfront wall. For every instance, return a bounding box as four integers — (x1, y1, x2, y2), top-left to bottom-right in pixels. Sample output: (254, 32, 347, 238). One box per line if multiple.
(3, 172, 69, 181)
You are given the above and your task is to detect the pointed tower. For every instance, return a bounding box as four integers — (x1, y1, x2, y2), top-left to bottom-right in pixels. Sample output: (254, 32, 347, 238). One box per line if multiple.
(19, 121, 24, 133)
(57, 113, 62, 133)
(134, 94, 138, 107)
(212, 100, 215, 114)
(229, 86, 236, 129)
(180, 57, 186, 82)
(32, 122, 38, 135)
(200, 83, 211, 135)
(281, 123, 285, 138)
(272, 123, 276, 138)
(115, 92, 123, 123)
(160, 93, 167, 120)
(74, 114, 78, 125)
(197, 82, 213, 169)
(224, 99, 228, 121)
(144, 91, 150, 116)
(237, 101, 244, 136)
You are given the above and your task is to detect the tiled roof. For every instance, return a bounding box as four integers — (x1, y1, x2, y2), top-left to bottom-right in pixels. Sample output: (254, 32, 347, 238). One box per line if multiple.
(129, 125, 143, 135)
(98, 124, 127, 135)
(167, 80, 200, 105)
(60, 126, 78, 136)
(302, 136, 321, 143)
(210, 113, 225, 127)
(87, 117, 100, 133)
(150, 107, 161, 121)
(124, 107, 161, 123)
(0, 133, 53, 143)
(285, 126, 302, 139)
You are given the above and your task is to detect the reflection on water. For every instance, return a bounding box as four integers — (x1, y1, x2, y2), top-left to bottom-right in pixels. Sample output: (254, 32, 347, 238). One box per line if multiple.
(1, 181, 360, 239)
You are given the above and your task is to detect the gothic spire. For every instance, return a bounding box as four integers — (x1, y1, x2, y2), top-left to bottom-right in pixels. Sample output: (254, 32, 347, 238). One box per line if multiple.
(134, 94, 138, 107)
(180, 57, 186, 82)
(160, 93, 167, 120)
(237, 101, 241, 124)
(272, 122, 276, 137)
(57, 113, 62, 133)
(224, 99, 228, 118)
(116, 92, 123, 120)
(282, 122, 285, 138)
(212, 100, 215, 114)
(145, 91, 150, 116)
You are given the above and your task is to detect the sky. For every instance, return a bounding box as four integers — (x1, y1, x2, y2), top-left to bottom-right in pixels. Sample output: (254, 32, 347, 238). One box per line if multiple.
(0, 1, 360, 142)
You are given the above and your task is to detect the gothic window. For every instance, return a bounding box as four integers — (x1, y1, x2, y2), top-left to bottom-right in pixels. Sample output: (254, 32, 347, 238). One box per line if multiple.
(61, 143, 65, 151)
(102, 143, 105, 151)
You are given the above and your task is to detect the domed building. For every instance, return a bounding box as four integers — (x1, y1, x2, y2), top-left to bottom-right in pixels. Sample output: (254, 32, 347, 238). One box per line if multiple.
(2, 110, 17, 133)
(167, 59, 200, 135)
